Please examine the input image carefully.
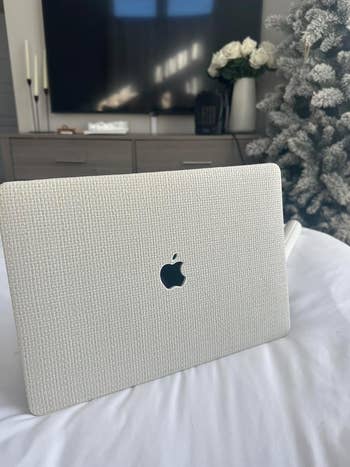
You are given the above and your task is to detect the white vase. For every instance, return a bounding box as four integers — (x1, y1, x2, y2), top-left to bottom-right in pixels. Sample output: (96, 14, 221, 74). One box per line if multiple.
(229, 77, 256, 133)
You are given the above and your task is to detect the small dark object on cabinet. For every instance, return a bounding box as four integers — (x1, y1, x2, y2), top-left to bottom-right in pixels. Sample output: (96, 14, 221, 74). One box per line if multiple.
(194, 91, 226, 135)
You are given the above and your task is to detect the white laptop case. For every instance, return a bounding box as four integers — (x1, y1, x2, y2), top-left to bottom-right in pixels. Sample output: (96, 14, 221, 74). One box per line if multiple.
(0, 164, 289, 415)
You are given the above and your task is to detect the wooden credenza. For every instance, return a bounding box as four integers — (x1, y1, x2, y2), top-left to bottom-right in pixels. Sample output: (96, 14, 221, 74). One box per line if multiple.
(0, 133, 256, 182)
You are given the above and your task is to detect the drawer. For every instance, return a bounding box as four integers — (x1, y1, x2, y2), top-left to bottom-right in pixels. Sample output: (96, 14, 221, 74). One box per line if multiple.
(11, 139, 133, 180)
(136, 139, 241, 173)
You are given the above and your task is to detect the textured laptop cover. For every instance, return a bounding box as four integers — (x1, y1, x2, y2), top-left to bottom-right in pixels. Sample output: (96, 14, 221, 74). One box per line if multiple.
(0, 165, 289, 415)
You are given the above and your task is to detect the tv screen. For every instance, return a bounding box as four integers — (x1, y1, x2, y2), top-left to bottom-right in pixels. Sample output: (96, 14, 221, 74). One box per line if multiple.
(42, 0, 263, 114)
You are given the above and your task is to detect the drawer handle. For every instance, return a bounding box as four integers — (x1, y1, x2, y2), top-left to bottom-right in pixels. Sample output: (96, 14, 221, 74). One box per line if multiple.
(182, 161, 213, 166)
(55, 158, 87, 164)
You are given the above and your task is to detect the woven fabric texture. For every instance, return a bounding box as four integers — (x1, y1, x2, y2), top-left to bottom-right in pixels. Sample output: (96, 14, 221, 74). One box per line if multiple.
(0, 165, 289, 415)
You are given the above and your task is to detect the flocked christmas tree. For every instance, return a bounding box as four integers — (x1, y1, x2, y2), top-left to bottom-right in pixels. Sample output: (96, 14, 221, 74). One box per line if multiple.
(246, 0, 350, 244)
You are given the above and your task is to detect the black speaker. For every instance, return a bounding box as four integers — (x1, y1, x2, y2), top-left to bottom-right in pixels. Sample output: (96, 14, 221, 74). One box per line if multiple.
(194, 91, 227, 135)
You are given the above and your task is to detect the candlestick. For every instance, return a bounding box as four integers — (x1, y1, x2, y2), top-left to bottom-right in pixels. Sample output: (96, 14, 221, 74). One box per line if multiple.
(34, 54, 39, 97)
(27, 79, 37, 132)
(44, 88, 50, 132)
(43, 50, 48, 90)
(25, 40, 31, 81)
(34, 95, 40, 132)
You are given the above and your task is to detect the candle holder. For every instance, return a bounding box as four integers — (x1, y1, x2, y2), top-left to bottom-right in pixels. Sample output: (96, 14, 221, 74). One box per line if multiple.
(27, 79, 37, 132)
(34, 95, 40, 132)
(44, 88, 51, 132)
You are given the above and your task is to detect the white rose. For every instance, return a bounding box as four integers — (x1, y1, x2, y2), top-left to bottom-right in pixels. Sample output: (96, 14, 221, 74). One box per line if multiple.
(207, 63, 219, 78)
(260, 41, 277, 68)
(241, 37, 257, 57)
(221, 41, 242, 60)
(249, 47, 269, 69)
(211, 51, 229, 69)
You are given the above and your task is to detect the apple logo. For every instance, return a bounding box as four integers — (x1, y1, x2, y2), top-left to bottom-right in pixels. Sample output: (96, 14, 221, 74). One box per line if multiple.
(160, 254, 186, 289)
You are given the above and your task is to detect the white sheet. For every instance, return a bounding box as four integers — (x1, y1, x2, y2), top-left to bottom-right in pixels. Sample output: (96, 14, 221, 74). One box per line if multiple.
(0, 228, 350, 467)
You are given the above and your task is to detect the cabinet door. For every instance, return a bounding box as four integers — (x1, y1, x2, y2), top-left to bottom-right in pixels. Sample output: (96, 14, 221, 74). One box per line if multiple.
(136, 138, 241, 173)
(11, 139, 133, 180)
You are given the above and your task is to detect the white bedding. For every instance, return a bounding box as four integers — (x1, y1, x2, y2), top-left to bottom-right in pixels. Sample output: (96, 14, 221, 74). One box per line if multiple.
(0, 228, 350, 467)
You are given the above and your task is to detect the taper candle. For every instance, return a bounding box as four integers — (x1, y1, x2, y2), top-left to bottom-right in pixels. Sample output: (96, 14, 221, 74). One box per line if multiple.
(43, 50, 48, 90)
(34, 54, 39, 96)
(25, 40, 31, 80)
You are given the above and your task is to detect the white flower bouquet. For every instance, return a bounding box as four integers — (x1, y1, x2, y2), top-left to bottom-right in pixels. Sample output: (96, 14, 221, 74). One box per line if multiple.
(208, 37, 277, 83)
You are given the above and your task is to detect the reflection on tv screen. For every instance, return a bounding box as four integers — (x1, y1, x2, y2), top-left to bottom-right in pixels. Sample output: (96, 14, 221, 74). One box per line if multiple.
(42, 0, 263, 113)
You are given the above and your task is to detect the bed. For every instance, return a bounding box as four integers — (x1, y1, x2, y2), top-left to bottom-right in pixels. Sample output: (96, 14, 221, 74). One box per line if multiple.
(0, 228, 349, 467)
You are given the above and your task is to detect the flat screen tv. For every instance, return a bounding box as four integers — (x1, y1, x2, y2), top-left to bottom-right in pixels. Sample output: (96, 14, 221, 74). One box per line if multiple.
(42, 0, 263, 114)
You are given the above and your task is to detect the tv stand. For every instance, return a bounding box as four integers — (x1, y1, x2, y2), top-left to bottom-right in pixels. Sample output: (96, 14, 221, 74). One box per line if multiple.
(0, 133, 257, 182)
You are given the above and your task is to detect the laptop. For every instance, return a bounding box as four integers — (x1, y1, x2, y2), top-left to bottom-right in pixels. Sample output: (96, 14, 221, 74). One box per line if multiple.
(0, 164, 289, 415)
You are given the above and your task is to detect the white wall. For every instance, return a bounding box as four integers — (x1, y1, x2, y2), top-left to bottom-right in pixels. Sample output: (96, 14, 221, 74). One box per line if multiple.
(3, 0, 291, 134)
(0, 12, 17, 133)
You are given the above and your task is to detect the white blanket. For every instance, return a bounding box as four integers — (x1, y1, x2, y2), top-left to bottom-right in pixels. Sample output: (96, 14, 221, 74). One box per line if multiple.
(0, 228, 349, 467)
